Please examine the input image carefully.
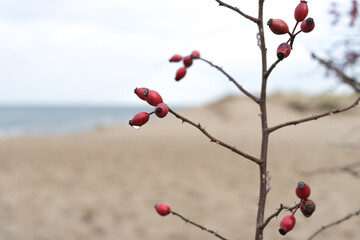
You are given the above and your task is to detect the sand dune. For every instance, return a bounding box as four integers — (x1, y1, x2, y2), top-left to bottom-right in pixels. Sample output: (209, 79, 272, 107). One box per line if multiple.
(0, 94, 359, 240)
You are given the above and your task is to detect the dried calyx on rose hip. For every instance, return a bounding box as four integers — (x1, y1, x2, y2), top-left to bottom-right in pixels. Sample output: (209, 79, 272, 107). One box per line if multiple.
(279, 214, 296, 235)
(301, 17, 315, 33)
(267, 19, 290, 35)
(296, 181, 311, 199)
(129, 112, 150, 128)
(175, 67, 187, 81)
(294, 1, 308, 22)
(155, 202, 171, 216)
(169, 54, 182, 62)
(134, 87, 149, 101)
(277, 43, 291, 60)
(155, 103, 169, 118)
(300, 199, 316, 217)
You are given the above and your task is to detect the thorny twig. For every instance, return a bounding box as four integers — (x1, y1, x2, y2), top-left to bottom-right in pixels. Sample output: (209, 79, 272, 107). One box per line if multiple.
(171, 211, 230, 240)
(198, 57, 260, 104)
(214, 0, 258, 23)
(307, 208, 360, 240)
(311, 53, 360, 93)
(168, 108, 261, 164)
(259, 204, 298, 230)
(303, 160, 360, 179)
(268, 95, 360, 133)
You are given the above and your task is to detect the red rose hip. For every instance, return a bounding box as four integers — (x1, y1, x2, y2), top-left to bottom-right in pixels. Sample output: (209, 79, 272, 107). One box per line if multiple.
(279, 215, 296, 235)
(155, 202, 171, 216)
(301, 18, 315, 33)
(296, 181, 311, 199)
(175, 67, 187, 81)
(191, 50, 200, 58)
(267, 19, 289, 35)
(129, 112, 150, 128)
(155, 103, 169, 118)
(183, 56, 193, 68)
(294, 1, 308, 22)
(169, 54, 182, 62)
(277, 43, 291, 60)
(145, 90, 163, 106)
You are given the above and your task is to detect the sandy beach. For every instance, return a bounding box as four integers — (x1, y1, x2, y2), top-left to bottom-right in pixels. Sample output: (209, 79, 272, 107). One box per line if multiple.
(0, 94, 359, 240)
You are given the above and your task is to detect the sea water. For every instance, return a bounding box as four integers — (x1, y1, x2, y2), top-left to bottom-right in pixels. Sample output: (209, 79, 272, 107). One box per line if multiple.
(0, 105, 147, 137)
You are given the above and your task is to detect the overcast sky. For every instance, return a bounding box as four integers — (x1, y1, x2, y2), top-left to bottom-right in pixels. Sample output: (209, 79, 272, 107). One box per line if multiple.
(0, 0, 354, 107)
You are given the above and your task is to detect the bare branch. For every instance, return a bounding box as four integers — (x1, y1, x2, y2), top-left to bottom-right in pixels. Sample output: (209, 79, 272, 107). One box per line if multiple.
(264, 59, 281, 78)
(307, 209, 360, 240)
(259, 204, 298, 230)
(215, 0, 258, 23)
(198, 57, 260, 104)
(303, 160, 360, 179)
(168, 108, 261, 164)
(255, 1, 270, 238)
(171, 211, 230, 240)
(268, 95, 360, 133)
(311, 53, 360, 93)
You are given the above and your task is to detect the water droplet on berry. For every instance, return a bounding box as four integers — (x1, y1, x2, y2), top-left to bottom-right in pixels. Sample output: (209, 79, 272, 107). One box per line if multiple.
(132, 125, 141, 130)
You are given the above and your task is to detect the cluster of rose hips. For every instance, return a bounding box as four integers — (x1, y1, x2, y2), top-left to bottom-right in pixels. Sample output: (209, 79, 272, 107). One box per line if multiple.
(169, 50, 200, 81)
(279, 181, 316, 235)
(153, 185, 316, 236)
(268, 0, 315, 60)
(128, 88, 168, 129)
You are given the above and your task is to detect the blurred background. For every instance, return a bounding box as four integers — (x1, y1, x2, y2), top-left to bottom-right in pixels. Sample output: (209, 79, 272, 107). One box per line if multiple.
(0, 0, 358, 136)
(0, 0, 357, 106)
(0, 1, 359, 240)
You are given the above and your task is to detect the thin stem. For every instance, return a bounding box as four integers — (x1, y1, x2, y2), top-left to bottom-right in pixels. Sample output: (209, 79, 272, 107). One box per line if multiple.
(215, 0, 258, 23)
(293, 30, 302, 39)
(264, 59, 281, 78)
(291, 22, 300, 36)
(259, 204, 298, 230)
(268, 95, 360, 133)
(198, 57, 260, 104)
(291, 203, 300, 216)
(169, 108, 261, 164)
(171, 211, 230, 240)
(255, 0, 269, 239)
(285, 22, 302, 48)
(307, 209, 360, 240)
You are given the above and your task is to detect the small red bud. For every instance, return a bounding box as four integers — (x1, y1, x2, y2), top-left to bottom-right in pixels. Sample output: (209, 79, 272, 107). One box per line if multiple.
(155, 202, 171, 216)
(294, 1, 308, 22)
(277, 43, 291, 60)
(296, 181, 311, 199)
(145, 90, 163, 106)
(267, 19, 290, 35)
(279, 215, 296, 235)
(301, 18, 315, 33)
(129, 112, 150, 128)
(175, 67, 187, 81)
(155, 103, 169, 118)
(300, 199, 316, 217)
(169, 54, 182, 62)
(134, 87, 149, 101)
(191, 50, 200, 58)
(183, 56, 193, 68)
